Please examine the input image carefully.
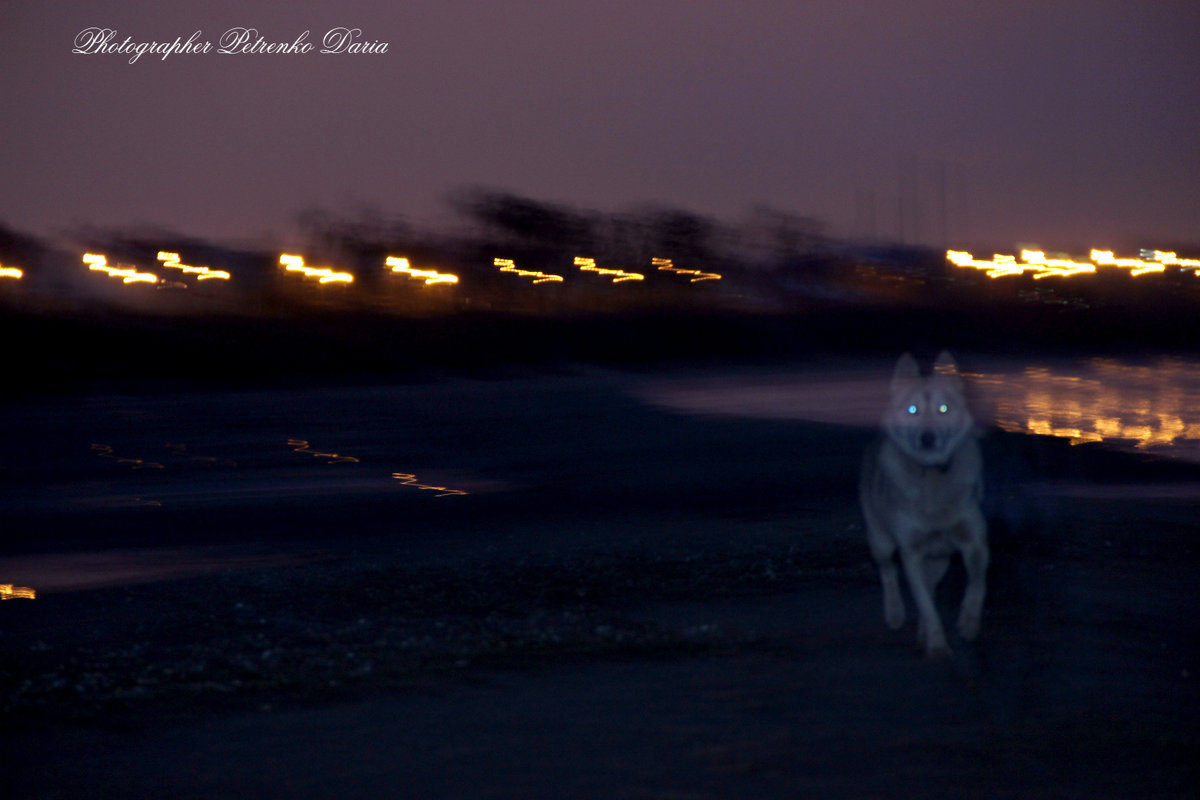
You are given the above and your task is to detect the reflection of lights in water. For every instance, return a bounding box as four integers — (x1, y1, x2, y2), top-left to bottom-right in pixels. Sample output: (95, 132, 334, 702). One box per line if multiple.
(287, 439, 468, 495)
(978, 359, 1200, 450)
(287, 438, 360, 464)
(91, 443, 165, 470)
(1, 584, 35, 600)
(83, 253, 158, 284)
(0, 264, 22, 279)
(574, 257, 644, 283)
(287, 439, 467, 494)
(652, 257, 721, 282)
(948, 248, 1196, 279)
(279, 254, 354, 284)
(164, 441, 238, 468)
(90, 443, 165, 505)
(156, 251, 231, 281)
(391, 472, 469, 497)
(494, 258, 563, 284)
(67, 433, 485, 511)
(385, 256, 458, 285)
(4, 547, 310, 593)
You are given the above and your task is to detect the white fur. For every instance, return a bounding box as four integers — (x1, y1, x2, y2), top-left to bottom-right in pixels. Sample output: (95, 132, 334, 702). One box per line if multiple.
(860, 351, 989, 658)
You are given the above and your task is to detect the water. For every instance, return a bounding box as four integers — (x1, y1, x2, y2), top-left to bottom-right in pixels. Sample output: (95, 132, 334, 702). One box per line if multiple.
(641, 353, 1200, 463)
(7, 353, 1200, 519)
(973, 356, 1200, 461)
(3, 353, 1198, 590)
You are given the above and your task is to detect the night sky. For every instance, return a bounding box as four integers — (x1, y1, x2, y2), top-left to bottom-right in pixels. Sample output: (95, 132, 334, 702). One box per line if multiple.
(2, 0, 1197, 251)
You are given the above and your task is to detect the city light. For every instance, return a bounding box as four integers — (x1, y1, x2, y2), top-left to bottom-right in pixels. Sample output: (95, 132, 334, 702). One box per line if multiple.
(984, 255, 1026, 279)
(0, 584, 36, 600)
(652, 257, 721, 282)
(574, 257, 644, 283)
(0, 264, 22, 279)
(279, 254, 354, 284)
(948, 248, 1196, 279)
(1141, 249, 1200, 270)
(83, 253, 158, 284)
(1089, 250, 1162, 275)
(946, 251, 1025, 278)
(1019, 251, 1096, 279)
(494, 258, 564, 284)
(157, 251, 231, 281)
(385, 256, 459, 285)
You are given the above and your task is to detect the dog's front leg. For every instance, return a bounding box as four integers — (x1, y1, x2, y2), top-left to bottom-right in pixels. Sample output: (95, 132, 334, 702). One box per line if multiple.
(866, 523, 906, 630)
(923, 556, 949, 592)
(899, 546, 949, 658)
(956, 510, 989, 641)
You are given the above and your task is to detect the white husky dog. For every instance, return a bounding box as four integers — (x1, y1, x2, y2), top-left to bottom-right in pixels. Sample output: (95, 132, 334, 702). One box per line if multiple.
(859, 351, 989, 658)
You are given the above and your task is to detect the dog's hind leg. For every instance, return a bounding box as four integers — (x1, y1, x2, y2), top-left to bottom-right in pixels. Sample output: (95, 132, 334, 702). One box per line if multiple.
(956, 511, 989, 641)
(878, 557, 905, 630)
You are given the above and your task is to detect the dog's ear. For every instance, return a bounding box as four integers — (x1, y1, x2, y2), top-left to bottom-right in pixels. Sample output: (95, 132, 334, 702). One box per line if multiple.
(891, 352, 920, 391)
(933, 350, 965, 391)
(933, 350, 958, 376)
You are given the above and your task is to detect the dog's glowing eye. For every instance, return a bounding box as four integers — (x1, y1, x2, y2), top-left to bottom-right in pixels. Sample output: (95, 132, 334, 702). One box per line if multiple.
(907, 404, 918, 415)
(938, 403, 949, 414)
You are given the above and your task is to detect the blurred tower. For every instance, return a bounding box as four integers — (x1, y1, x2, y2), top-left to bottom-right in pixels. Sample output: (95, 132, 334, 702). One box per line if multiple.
(855, 189, 878, 241)
(937, 160, 948, 249)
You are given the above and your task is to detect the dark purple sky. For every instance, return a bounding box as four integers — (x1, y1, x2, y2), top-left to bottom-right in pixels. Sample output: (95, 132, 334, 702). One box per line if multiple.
(3, 0, 1197, 251)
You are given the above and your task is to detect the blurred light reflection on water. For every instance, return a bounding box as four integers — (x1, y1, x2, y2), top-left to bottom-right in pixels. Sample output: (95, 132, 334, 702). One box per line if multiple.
(642, 355, 1200, 462)
(968, 358, 1200, 457)
(1, 548, 307, 594)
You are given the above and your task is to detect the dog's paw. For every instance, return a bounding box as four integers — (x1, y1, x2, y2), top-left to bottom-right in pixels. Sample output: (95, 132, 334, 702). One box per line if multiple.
(924, 638, 951, 659)
(918, 620, 950, 658)
(957, 610, 981, 641)
(884, 602, 906, 630)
